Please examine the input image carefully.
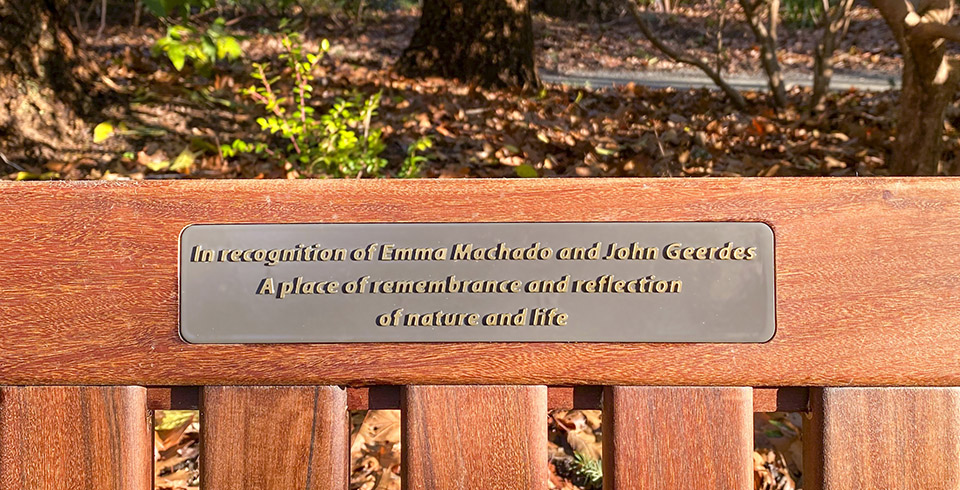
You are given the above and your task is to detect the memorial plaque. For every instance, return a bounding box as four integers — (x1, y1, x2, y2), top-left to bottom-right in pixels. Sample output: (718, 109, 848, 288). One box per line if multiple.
(179, 222, 775, 343)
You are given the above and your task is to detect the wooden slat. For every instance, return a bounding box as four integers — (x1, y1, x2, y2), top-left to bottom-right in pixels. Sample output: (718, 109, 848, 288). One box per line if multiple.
(2, 179, 960, 385)
(0, 386, 151, 490)
(752, 387, 809, 412)
(201, 386, 348, 490)
(804, 387, 960, 490)
(602, 386, 753, 490)
(402, 385, 547, 490)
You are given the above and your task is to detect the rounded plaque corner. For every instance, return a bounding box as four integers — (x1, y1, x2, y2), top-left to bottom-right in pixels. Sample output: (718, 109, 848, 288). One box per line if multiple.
(751, 220, 776, 237)
(758, 323, 777, 344)
(177, 326, 202, 345)
(178, 223, 199, 242)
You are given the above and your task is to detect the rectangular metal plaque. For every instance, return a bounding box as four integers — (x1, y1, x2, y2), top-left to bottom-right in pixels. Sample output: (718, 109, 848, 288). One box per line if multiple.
(179, 222, 775, 343)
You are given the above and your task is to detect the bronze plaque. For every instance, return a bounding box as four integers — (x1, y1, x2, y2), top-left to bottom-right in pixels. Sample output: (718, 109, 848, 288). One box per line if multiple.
(179, 222, 775, 343)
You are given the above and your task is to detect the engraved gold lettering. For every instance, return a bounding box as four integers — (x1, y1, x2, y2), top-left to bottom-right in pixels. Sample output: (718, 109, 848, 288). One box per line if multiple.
(277, 280, 294, 299)
(266, 249, 281, 265)
(451, 242, 551, 261)
(665, 242, 682, 259)
(192, 245, 214, 262)
(718, 242, 734, 260)
(256, 277, 274, 295)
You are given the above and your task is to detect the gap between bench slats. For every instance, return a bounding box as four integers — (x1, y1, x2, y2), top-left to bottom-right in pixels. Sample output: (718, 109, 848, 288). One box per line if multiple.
(0, 386, 151, 490)
(147, 385, 809, 411)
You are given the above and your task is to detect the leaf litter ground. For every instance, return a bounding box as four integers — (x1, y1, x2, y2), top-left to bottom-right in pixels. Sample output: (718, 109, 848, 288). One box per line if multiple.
(153, 409, 802, 490)
(6, 6, 959, 179)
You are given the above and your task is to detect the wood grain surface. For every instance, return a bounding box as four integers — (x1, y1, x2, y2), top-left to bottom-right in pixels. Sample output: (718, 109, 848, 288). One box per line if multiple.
(402, 385, 548, 490)
(804, 387, 960, 490)
(200, 386, 349, 490)
(1, 178, 959, 385)
(0, 386, 151, 490)
(602, 386, 753, 490)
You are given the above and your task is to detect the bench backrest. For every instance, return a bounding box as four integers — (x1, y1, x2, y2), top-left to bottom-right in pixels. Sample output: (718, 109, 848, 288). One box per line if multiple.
(0, 178, 958, 490)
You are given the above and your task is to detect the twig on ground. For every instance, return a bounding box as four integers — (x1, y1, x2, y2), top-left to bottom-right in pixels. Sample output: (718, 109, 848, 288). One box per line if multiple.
(0, 152, 25, 172)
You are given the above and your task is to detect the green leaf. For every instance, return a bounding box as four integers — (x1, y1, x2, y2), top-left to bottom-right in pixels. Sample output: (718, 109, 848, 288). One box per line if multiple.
(595, 146, 618, 156)
(167, 46, 186, 71)
(170, 147, 197, 172)
(515, 164, 538, 178)
(15, 171, 59, 181)
(144, 159, 171, 172)
(200, 37, 217, 63)
(216, 36, 241, 60)
(154, 410, 195, 431)
(320, 38, 330, 52)
(93, 122, 114, 143)
(143, 0, 167, 16)
(15, 171, 39, 181)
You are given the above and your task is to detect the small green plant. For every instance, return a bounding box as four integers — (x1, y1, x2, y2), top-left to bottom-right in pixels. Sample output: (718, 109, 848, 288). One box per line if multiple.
(572, 452, 602, 490)
(780, 0, 823, 27)
(229, 34, 389, 177)
(400, 137, 433, 178)
(153, 17, 242, 74)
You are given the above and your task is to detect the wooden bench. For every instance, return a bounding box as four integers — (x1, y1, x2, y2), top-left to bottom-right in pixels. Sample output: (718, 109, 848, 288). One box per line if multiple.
(0, 178, 958, 490)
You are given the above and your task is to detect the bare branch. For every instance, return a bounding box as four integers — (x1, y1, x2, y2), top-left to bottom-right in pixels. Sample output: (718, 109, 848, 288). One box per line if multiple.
(737, 0, 787, 107)
(911, 20, 960, 43)
(625, 0, 748, 110)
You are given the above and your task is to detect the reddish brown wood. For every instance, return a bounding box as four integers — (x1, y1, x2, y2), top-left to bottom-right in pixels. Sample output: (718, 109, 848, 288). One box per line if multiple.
(147, 386, 200, 410)
(201, 386, 348, 490)
(0, 386, 151, 490)
(602, 386, 753, 490)
(804, 387, 960, 490)
(547, 386, 604, 409)
(752, 387, 809, 412)
(402, 385, 547, 490)
(1, 179, 960, 385)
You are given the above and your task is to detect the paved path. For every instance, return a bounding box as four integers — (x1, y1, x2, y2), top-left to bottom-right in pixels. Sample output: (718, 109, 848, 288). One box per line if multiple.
(540, 69, 901, 92)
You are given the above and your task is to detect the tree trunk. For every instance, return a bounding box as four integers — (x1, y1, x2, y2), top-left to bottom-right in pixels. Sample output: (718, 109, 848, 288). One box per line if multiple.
(398, 0, 540, 89)
(890, 46, 958, 174)
(0, 0, 91, 164)
(869, 0, 959, 175)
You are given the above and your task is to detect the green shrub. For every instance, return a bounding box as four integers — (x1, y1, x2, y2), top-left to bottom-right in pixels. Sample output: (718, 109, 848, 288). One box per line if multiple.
(572, 452, 602, 490)
(400, 137, 433, 178)
(152, 18, 242, 74)
(225, 34, 389, 178)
